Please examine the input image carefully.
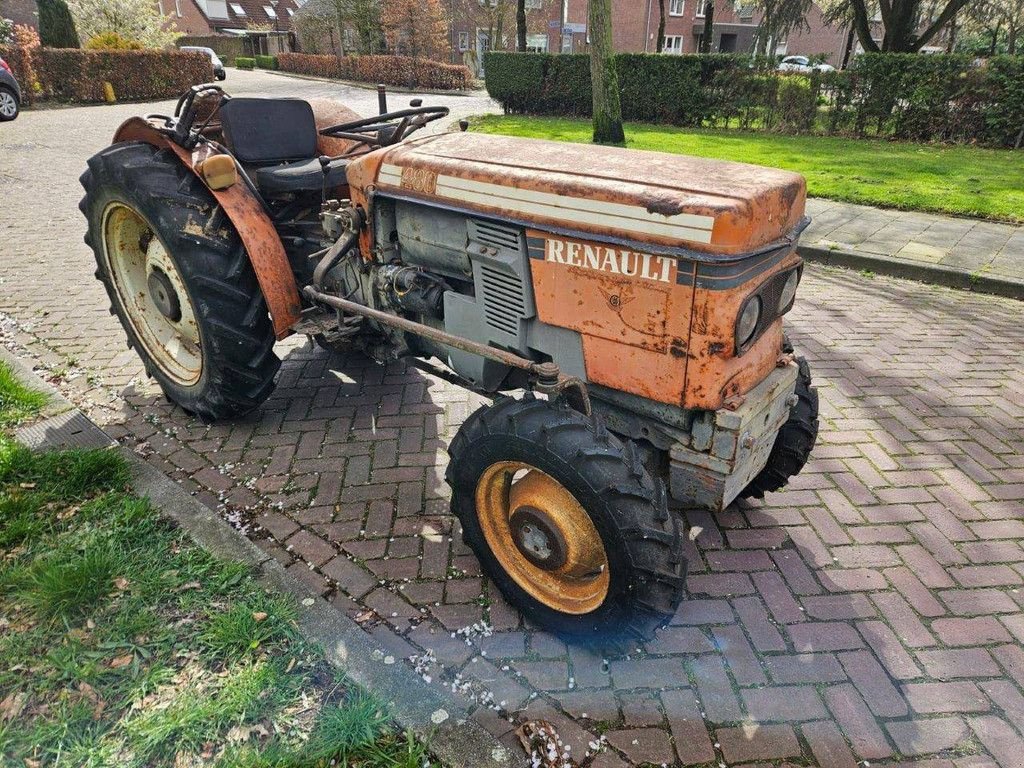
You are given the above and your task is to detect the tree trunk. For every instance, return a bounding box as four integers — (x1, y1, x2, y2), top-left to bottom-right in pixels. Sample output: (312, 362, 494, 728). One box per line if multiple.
(945, 17, 956, 52)
(990, 21, 1001, 55)
(589, 0, 625, 144)
(1009, 21, 1018, 55)
(700, 0, 715, 52)
(841, 23, 855, 68)
(516, 0, 527, 51)
(656, 0, 666, 52)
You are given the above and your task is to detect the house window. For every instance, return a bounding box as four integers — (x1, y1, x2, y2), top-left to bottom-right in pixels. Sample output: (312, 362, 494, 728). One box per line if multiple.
(525, 0, 542, 8)
(264, 5, 277, 18)
(669, 0, 684, 15)
(174, 0, 182, 16)
(229, 2, 246, 15)
(526, 33, 547, 52)
(458, 31, 469, 51)
(695, 0, 709, 17)
(663, 35, 683, 53)
(738, 3, 753, 18)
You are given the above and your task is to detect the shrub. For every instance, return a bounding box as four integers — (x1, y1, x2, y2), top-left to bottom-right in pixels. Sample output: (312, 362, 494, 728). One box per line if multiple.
(0, 24, 41, 105)
(37, 48, 213, 102)
(0, 17, 14, 46)
(37, 0, 79, 48)
(276, 52, 472, 91)
(84, 32, 142, 50)
(254, 53, 277, 70)
(483, 50, 1024, 147)
(236, 56, 255, 70)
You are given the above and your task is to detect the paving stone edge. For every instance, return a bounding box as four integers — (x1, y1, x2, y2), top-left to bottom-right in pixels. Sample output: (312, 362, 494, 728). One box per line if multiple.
(799, 243, 1024, 302)
(0, 346, 519, 768)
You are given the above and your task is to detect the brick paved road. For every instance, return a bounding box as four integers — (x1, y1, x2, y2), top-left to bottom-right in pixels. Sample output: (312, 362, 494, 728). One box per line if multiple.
(3, 71, 1024, 767)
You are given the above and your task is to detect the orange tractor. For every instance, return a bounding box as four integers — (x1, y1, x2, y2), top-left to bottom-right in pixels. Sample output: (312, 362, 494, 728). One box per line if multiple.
(81, 84, 818, 641)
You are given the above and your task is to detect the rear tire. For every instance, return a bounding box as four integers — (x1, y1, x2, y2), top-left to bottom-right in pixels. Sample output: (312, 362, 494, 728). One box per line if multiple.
(740, 350, 819, 499)
(447, 395, 687, 642)
(80, 141, 280, 421)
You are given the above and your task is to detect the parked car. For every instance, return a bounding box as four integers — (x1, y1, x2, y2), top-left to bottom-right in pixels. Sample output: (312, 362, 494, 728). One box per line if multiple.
(181, 46, 226, 81)
(0, 56, 21, 121)
(777, 55, 836, 74)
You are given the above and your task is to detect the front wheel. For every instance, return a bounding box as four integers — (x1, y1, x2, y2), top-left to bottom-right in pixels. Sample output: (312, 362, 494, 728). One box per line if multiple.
(0, 86, 19, 121)
(80, 142, 280, 420)
(447, 396, 687, 642)
(740, 349, 819, 499)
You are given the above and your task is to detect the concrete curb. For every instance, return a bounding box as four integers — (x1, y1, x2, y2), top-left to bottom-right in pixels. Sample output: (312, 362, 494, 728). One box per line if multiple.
(798, 243, 1024, 302)
(0, 346, 519, 768)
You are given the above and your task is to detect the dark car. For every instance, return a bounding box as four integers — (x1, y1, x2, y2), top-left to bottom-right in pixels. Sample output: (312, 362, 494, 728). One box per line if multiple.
(180, 46, 226, 81)
(0, 56, 21, 121)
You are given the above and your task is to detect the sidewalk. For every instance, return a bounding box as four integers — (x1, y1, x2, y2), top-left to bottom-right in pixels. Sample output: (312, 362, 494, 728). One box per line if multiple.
(800, 198, 1024, 299)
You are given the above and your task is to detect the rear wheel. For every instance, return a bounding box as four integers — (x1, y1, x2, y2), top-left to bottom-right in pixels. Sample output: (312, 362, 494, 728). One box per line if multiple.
(0, 86, 19, 121)
(447, 396, 687, 642)
(80, 141, 280, 420)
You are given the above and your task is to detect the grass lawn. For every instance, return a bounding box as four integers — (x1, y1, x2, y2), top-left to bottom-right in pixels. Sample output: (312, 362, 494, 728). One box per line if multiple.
(0, 362, 432, 768)
(469, 114, 1024, 223)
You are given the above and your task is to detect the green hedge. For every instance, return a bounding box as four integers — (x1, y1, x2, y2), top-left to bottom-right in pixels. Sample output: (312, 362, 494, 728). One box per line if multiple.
(30, 48, 212, 102)
(484, 51, 1024, 147)
(236, 56, 255, 70)
(255, 54, 278, 70)
(276, 52, 473, 91)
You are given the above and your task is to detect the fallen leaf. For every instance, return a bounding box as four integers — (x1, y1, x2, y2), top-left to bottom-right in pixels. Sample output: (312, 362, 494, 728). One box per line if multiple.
(109, 653, 134, 669)
(285, 657, 296, 674)
(251, 611, 268, 623)
(0, 691, 27, 722)
(18, 482, 36, 489)
(113, 577, 130, 592)
(353, 609, 377, 625)
(175, 581, 202, 592)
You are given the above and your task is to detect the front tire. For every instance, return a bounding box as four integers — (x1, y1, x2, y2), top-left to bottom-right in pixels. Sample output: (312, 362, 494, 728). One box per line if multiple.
(0, 86, 19, 121)
(80, 141, 280, 420)
(740, 350, 819, 499)
(447, 395, 687, 642)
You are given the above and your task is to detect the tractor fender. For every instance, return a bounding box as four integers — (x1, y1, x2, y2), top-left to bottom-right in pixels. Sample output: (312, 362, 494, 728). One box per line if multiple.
(112, 117, 302, 340)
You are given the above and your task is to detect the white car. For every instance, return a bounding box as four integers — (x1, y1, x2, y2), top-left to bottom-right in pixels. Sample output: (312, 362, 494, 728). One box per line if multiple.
(777, 55, 836, 73)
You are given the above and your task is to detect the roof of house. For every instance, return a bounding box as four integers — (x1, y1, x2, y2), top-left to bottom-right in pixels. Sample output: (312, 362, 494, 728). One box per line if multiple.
(192, 0, 304, 33)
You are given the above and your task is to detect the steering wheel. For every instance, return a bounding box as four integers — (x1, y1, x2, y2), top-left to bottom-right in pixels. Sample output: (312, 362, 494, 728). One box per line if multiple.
(320, 105, 451, 151)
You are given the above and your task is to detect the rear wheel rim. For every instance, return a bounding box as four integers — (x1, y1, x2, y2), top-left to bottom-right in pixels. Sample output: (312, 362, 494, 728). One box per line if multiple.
(0, 91, 16, 117)
(475, 461, 610, 614)
(101, 202, 203, 386)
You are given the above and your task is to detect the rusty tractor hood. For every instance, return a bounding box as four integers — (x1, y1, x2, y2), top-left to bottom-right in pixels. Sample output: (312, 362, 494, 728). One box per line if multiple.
(367, 132, 807, 257)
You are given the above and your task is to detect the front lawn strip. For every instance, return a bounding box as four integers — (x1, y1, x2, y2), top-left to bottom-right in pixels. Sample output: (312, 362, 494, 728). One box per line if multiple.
(0, 360, 433, 768)
(469, 114, 1024, 223)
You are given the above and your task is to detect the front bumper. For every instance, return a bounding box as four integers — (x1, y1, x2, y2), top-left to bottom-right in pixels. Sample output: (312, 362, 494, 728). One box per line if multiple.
(669, 360, 799, 511)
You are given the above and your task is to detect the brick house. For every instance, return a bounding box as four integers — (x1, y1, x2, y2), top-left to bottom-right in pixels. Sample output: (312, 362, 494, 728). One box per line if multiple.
(162, 0, 302, 53)
(0, 0, 38, 28)
(553, 0, 863, 66)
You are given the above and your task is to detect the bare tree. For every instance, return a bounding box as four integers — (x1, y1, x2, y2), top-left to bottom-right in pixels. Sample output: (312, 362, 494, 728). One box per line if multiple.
(381, 0, 447, 59)
(699, 0, 715, 51)
(656, 0, 666, 51)
(589, 0, 624, 144)
(833, 0, 972, 51)
(516, 0, 527, 50)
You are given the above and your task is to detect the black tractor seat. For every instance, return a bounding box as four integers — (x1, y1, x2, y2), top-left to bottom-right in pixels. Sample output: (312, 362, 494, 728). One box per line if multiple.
(255, 157, 348, 195)
(218, 96, 348, 195)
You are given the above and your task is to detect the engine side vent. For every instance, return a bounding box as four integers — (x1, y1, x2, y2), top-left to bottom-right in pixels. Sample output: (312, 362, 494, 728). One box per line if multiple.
(479, 265, 527, 336)
(473, 220, 522, 252)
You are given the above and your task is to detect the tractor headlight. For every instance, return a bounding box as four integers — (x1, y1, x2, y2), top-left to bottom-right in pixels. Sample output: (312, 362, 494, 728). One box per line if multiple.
(778, 269, 800, 313)
(736, 296, 761, 350)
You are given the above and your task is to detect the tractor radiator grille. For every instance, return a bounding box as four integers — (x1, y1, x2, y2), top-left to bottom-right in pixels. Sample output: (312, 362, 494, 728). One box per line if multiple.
(479, 265, 527, 336)
(473, 220, 522, 251)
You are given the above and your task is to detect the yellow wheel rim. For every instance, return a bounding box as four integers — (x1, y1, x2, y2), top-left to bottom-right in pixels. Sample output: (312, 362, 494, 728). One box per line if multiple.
(100, 203, 202, 386)
(475, 461, 610, 615)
